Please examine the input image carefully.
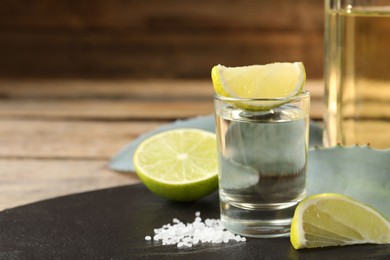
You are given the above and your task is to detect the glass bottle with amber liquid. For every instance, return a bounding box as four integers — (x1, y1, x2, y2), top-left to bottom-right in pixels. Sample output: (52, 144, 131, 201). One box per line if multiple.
(324, 0, 390, 149)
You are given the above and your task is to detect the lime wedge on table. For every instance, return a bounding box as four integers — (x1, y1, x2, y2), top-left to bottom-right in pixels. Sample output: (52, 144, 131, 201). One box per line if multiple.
(211, 62, 306, 110)
(290, 193, 390, 249)
(133, 129, 218, 202)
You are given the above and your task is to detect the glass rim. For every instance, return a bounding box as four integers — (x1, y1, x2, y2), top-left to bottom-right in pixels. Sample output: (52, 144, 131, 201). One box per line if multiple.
(214, 90, 310, 102)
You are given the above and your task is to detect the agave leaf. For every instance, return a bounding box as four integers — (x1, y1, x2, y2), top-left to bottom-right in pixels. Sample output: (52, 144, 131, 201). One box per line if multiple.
(307, 145, 390, 220)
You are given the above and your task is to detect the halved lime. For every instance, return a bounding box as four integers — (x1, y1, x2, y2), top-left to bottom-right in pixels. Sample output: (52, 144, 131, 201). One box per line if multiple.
(133, 129, 218, 201)
(211, 62, 306, 110)
(290, 193, 390, 249)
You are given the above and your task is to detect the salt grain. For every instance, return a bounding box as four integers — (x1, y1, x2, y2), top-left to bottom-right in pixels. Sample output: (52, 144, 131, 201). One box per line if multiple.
(145, 211, 246, 248)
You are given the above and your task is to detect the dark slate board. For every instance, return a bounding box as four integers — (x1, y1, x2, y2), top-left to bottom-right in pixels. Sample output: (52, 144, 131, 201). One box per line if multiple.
(0, 184, 389, 260)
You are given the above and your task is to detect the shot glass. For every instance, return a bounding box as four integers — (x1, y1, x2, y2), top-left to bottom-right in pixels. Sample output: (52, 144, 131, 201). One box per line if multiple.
(214, 91, 310, 238)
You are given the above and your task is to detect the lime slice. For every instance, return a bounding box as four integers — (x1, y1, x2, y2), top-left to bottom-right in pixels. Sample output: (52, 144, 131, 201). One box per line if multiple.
(290, 193, 390, 249)
(211, 62, 306, 110)
(133, 129, 218, 201)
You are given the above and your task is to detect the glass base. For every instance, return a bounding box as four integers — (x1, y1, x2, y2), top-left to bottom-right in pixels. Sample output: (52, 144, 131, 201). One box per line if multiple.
(220, 199, 298, 238)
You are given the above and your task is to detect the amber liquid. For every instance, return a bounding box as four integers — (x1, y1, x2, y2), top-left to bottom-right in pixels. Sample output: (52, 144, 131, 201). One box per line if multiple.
(324, 6, 390, 148)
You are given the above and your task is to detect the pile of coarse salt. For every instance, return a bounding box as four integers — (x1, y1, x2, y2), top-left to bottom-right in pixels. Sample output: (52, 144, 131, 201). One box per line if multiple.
(144, 211, 246, 248)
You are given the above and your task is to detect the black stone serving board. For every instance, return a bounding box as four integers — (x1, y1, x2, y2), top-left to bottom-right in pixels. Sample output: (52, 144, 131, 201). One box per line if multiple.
(0, 184, 389, 260)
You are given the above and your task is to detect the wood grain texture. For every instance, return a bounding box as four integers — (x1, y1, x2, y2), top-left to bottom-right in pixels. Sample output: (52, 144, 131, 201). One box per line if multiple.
(0, 100, 213, 120)
(0, 80, 323, 120)
(0, 119, 163, 159)
(0, 79, 323, 99)
(0, 80, 214, 99)
(0, 0, 324, 78)
(0, 159, 140, 211)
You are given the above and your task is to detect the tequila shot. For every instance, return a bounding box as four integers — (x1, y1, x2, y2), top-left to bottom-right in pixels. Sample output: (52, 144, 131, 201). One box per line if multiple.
(214, 91, 310, 237)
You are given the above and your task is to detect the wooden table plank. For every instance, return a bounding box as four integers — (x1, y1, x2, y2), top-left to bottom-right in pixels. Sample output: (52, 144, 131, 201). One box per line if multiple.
(0, 80, 324, 120)
(0, 79, 323, 99)
(0, 159, 140, 211)
(0, 119, 163, 159)
(0, 100, 214, 120)
(0, 99, 321, 120)
(0, 80, 215, 99)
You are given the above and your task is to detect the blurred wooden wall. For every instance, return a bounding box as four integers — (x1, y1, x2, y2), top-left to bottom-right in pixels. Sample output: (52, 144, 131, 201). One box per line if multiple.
(0, 0, 324, 79)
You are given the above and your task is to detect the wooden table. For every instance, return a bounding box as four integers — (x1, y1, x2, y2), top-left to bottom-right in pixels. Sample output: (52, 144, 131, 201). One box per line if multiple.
(0, 79, 324, 211)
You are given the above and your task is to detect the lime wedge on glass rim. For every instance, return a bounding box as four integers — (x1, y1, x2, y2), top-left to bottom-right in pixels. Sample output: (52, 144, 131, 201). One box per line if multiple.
(290, 193, 390, 249)
(211, 62, 306, 110)
(133, 129, 218, 202)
